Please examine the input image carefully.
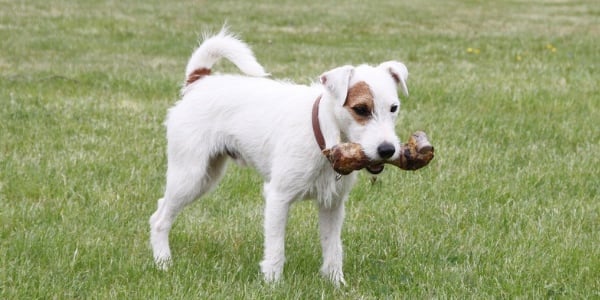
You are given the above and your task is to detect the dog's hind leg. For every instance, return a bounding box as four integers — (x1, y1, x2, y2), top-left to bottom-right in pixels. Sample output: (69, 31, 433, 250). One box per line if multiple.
(149, 154, 228, 269)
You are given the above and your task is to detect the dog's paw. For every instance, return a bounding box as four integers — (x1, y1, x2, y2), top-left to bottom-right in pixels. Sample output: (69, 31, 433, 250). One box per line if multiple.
(321, 266, 346, 287)
(153, 256, 172, 271)
(260, 260, 284, 283)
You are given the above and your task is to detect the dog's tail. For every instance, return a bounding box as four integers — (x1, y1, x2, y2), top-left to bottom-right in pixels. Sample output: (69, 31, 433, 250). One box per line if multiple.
(184, 28, 269, 86)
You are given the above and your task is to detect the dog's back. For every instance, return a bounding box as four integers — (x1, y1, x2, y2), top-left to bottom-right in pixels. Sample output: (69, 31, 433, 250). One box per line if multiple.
(168, 29, 324, 181)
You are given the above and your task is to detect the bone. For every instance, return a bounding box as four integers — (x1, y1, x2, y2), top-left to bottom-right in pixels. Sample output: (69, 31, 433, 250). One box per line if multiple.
(322, 131, 434, 175)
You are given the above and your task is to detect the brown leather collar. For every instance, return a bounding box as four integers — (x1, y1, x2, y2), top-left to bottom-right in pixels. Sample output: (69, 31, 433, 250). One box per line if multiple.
(312, 95, 347, 180)
(311, 95, 326, 151)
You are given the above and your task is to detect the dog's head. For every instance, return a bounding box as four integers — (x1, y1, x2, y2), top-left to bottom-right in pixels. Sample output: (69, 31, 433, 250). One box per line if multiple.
(320, 61, 409, 174)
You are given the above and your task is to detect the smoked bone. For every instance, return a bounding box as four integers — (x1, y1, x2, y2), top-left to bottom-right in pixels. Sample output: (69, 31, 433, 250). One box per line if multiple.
(322, 131, 434, 175)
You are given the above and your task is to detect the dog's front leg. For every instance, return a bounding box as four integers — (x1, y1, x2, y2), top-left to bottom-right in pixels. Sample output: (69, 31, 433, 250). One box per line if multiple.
(260, 186, 291, 283)
(318, 200, 347, 286)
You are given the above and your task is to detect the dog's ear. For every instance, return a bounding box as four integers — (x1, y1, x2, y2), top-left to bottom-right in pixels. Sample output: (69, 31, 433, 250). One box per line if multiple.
(320, 65, 355, 104)
(379, 61, 409, 97)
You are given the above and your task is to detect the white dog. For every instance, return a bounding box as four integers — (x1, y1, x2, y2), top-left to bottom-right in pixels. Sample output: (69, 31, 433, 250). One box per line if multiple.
(149, 29, 409, 286)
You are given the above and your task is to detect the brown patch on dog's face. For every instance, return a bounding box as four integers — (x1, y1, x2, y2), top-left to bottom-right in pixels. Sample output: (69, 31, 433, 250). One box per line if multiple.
(186, 68, 211, 85)
(344, 81, 374, 125)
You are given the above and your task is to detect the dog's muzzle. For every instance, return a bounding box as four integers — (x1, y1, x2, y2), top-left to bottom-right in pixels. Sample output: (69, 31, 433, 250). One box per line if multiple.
(366, 164, 385, 175)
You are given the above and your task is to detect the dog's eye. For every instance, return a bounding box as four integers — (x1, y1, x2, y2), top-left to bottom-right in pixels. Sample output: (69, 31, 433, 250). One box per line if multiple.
(390, 104, 399, 113)
(352, 105, 371, 117)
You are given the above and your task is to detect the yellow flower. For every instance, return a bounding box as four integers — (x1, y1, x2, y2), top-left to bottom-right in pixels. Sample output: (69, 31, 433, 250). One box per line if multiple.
(516, 55, 522, 61)
(546, 44, 557, 53)
(467, 47, 480, 54)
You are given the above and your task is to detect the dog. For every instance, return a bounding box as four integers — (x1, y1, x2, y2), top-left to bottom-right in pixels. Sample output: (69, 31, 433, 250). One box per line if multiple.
(149, 29, 409, 286)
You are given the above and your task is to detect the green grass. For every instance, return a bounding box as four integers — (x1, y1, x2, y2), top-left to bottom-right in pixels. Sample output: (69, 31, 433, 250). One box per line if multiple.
(1, 0, 599, 298)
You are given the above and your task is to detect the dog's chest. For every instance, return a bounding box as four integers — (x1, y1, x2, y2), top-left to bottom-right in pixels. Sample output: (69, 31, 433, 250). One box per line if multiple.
(306, 171, 356, 207)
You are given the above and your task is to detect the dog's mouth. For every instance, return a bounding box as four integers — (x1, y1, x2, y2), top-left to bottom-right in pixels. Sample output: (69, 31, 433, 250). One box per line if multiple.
(366, 163, 385, 175)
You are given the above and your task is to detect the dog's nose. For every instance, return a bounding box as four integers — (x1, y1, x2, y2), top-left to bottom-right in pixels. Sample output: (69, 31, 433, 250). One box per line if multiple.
(377, 143, 395, 159)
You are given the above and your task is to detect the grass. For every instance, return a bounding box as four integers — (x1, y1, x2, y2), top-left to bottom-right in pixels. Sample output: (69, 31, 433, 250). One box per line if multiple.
(1, 0, 599, 298)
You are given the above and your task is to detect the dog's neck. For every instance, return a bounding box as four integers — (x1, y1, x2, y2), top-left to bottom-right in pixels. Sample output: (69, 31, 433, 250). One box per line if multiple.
(312, 95, 347, 152)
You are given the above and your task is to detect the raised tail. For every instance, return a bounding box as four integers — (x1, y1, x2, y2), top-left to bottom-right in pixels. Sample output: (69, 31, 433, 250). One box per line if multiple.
(184, 29, 269, 85)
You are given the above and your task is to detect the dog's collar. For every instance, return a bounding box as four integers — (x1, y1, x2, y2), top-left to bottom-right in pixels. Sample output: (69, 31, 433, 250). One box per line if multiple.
(312, 95, 327, 151)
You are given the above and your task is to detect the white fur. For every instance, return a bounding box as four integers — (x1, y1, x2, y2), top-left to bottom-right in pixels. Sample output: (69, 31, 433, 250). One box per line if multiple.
(149, 29, 409, 286)
(184, 29, 269, 79)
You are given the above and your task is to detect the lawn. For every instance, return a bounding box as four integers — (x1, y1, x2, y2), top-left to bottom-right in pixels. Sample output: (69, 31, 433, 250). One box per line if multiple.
(1, 0, 599, 298)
